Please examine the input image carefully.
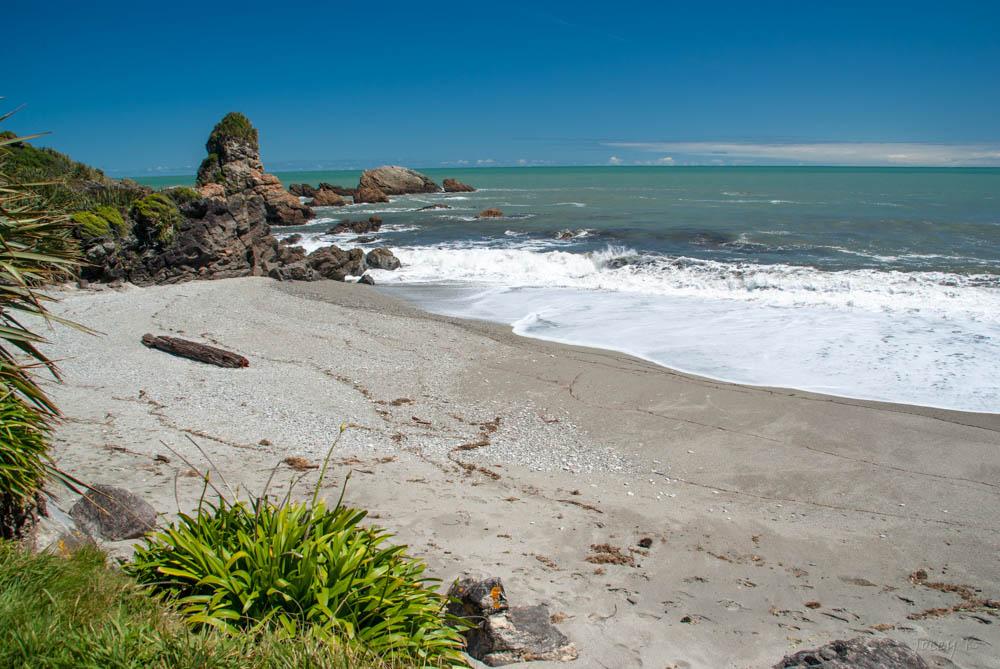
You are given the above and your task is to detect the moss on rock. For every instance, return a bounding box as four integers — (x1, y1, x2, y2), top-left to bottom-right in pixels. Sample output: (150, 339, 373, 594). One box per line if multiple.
(94, 205, 128, 235)
(131, 193, 182, 245)
(195, 153, 223, 187)
(71, 211, 111, 238)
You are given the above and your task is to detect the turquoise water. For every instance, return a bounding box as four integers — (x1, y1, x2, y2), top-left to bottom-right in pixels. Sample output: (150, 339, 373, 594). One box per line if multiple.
(137, 167, 1000, 411)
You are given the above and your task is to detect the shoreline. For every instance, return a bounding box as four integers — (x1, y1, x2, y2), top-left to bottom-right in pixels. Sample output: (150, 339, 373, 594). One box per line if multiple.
(44, 278, 1000, 668)
(376, 282, 1000, 420)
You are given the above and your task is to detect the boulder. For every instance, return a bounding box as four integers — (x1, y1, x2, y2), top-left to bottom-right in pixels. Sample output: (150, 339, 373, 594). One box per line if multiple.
(774, 638, 929, 669)
(447, 577, 577, 666)
(354, 184, 390, 204)
(310, 188, 347, 207)
(280, 233, 303, 245)
(478, 208, 504, 218)
(443, 178, 475, 192)
(357, 273, 376, 285)
(307, 245, 366, 280)
(365, 247, 401, 270)
(329, 216, 382, 235)
(358, 165, 440, 195)
(70, 485, 156, 541)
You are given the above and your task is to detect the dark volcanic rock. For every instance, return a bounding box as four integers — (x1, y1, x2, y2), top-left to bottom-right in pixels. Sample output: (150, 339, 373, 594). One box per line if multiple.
(329, 216, 382, 235)
(310, 188, 347, 207)
(774, 638, 929, 669)
(358, 165, 440, 195)
(447, 577, 577, 666)
(70, 485, 156, 541)
(354, 184, 389, 204)
(365, 247, 401, 270)
(443, 177, 475, 192)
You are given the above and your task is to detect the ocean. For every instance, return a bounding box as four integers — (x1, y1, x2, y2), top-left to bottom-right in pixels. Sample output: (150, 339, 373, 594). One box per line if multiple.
(139, 167, 1000, 413)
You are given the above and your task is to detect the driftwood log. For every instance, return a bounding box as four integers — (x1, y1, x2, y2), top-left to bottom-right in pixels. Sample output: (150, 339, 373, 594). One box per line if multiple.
(141, 333, 249, 368)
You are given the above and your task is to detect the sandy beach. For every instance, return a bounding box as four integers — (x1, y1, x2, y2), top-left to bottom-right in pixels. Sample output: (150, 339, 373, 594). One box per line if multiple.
(41, 277, 1000, 669)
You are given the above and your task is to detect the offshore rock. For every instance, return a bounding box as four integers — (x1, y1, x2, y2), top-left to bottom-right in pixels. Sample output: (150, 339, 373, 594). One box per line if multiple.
(288, 183, 317, 197)
(310, 188, 347, 207)
(329, 216, 382, 235)
(478, 208, 504, 218)
(358, 165, 440, 195)
(443, 177, 475, 192)
(354, 184, 390, 204)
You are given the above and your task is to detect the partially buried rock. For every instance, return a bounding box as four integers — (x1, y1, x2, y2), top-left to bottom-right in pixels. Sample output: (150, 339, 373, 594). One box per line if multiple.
(354, 184, 390, 204)
(443, 178, 476, 192)
(310, 188, 347, 207)
(478, 208, 504, 218)
(358, 273, 375, 285)
(447, 576, 577, 666)
(70, 485, 156, 541)
(774, 638, 929, 669)
(365, 247, 401, 270)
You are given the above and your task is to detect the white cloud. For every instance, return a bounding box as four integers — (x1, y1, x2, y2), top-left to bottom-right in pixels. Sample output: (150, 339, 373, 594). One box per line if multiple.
(604, 141, 1000, 166)
(608, 155, 623, 165)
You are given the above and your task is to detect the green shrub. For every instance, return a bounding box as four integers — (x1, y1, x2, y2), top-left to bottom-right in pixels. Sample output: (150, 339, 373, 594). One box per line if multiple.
(71, 210, 111, 238)
(96, 205, 129, 235)
(127, 492, 468, 667)
(207, 112, 258, 151)
(196, 152, 224, 186)
(165, 186, 202, 205)
(0, 541, 399, 668)
(131, 192, 183, 244)
(0, 392, 49, 511)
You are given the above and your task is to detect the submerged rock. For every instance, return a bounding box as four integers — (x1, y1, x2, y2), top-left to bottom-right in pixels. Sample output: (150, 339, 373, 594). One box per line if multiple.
(447, 576, 577, 666)
(70, 485, 156, 541)
(443, 177, 475, 192)
(417, 203, 451, 210)
(478, 208, 504, 219)
(774, 638, 929, 669)
(358, 165, 440, 195)
(329, 216, 382, 235)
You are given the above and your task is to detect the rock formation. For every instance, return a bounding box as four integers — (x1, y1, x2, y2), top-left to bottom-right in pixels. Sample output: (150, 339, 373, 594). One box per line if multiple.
(329, 216, 382, 235)
(310, 188, 347, 207)
(357, 165, 440, 195)
(318, 183, 357, 197)
(478, 208, 504, 218)
(353, 184, 390, 204)
(365, 247, 401, 270)
(288, 183, 317, 198)
(195, 112, 312, 226)
(443, 178, 475, 192)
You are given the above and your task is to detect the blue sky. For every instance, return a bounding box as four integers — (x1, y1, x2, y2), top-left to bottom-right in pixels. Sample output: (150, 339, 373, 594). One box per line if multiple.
(8, 1, 1000, 174)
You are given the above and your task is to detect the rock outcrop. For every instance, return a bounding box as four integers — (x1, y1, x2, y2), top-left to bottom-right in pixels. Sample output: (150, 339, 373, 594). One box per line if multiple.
(195, 112, 312, 226)
(443, 178, 475, 192)
(329, 216, 382, 235)
(288, 183, 317, 197)
(318, 183, 357, 197)
(70, 485, 156, 541)
(774, 638, 929, 669)
(353, 184, 390, 204)
(358, 165, 440, 195)
(310, 188, 347, 207)
(447, 576, 577, 666)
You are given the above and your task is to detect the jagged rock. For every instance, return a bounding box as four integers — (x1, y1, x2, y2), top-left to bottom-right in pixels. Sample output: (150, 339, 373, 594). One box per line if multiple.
(310, 188, 347, 207)
(447, 577, 577, 666)
(198, 183, 225, 198)
(318, 183, 357, 197)
(281, 233, 303, 245)
(365, 247, 401, 270)
(354, 184, 390, 204)
(70, 485, 156, 541)
(356, 235, 377, 244)
(329, 216, 382, 235)
(358, 273, 376, 285)
(478, 208, 504, 218)
(358, 165, 440, 195)
(195, 112, 312, 226)
(443, 178, 475, 192)
(774, 638, 929, 669)
(288, 183, 317, 198)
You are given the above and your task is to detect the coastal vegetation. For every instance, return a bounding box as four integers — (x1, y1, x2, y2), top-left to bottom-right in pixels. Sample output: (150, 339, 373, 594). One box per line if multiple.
(131, 192, 182, 244)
